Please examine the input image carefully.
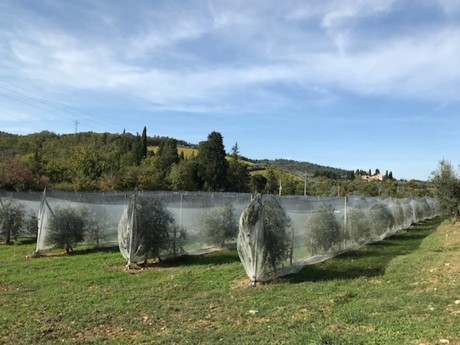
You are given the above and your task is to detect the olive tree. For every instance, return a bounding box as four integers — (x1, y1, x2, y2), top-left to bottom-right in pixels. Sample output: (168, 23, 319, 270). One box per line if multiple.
(431, 159, 460, 220)
(368, 203, 394, 238)
(136, 197, 175, 262)
(262, 198, 291, 272)
(48, 206, 86, 253)
(203, 202, 238, 247)
(306, 204, 342, 255)
(80, 207, 106, 247)
(0, 199, 25, 244)
(346, 207, 371, 244)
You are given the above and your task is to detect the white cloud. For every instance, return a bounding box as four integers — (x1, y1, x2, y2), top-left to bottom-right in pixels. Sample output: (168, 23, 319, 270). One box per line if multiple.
(1, 0, 460, 116)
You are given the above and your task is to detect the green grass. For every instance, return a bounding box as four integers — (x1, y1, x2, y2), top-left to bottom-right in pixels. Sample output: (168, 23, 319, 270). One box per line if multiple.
(1, 217, 459, 344)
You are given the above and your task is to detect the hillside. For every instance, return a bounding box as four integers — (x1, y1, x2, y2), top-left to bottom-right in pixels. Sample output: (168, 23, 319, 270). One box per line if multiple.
(0, 130, 431, 197)
(255, 158, 353, 179)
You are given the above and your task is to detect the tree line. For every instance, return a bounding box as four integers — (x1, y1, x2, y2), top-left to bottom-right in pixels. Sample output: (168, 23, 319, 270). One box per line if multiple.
(0, 128, 432, 197)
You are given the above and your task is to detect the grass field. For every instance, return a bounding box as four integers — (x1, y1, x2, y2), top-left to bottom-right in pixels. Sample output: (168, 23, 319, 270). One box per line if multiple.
(1, 217, 459, 344)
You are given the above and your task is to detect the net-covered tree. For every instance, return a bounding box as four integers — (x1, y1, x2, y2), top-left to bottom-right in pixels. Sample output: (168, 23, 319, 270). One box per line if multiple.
(136, 197, 175, 262)
(197, 131, 228, 191)
(203, 202, 239, 247)
(306, 204, 342, 254)
(0, 199, 25, 244)
(368, 203, 394, 238)
(80, 207, 106, 247)
(48, 207, 86, 253)
(346, 207, 371, 244)
(23, 211, 38, 238)
(431, 159, 460, 220)
(262, 198, 291, 272)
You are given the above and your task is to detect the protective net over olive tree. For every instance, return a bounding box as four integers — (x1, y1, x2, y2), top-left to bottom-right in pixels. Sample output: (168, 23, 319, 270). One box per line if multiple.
(35, 189, 129, 254)
(118, 192, 252, 267)
(237, 195, 437, 283)
(0, 191, 42, 244)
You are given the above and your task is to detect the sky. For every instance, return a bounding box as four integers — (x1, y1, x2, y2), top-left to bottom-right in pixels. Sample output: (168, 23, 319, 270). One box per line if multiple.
(1, 0, 460, 181)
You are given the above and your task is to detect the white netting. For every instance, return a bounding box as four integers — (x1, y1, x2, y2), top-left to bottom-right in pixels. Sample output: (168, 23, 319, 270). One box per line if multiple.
(237, 195, 438, 283)
(2, 189, 438, 282)
(0, 191, 43, 240)
(118, 192, 253, 266)
(35, 190, 130, 252)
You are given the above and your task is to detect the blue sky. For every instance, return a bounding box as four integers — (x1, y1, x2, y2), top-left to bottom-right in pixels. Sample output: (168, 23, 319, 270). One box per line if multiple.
(1, 0, 460, 181)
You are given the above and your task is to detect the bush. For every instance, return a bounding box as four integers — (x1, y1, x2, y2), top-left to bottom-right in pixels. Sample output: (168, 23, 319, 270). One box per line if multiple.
(48, 206, 86, 253)
(136, 197, 175, 262)
(261, 198, 291, 272)
(79, 207, 106, 247)
(306, 204, 342, 255)
(203, 202, 238, 247)
(0, 199, 25, 244)
(23, 211, 38, 238)
(391, 201, 405, 230)
(368, 203, 394, 238)
(346, 207, 371, 244)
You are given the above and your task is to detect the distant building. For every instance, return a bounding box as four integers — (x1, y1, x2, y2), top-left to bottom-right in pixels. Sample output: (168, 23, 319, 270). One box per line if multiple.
(361, 173, 383, 182)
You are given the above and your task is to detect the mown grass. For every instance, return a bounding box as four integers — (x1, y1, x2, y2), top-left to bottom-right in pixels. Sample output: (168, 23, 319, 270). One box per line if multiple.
(1, 217, 459, 344)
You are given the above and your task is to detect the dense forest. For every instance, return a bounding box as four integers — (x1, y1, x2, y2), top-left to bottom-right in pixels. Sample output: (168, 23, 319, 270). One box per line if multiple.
(0, 128, 432, 197)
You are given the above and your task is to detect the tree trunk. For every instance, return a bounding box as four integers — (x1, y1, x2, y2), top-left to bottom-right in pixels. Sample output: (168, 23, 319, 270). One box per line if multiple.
(5, 228, 11, 245)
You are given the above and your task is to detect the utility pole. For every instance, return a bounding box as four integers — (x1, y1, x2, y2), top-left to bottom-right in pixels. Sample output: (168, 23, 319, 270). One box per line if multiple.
(304, 173, 307, 196)
(75, 120, 79, 133)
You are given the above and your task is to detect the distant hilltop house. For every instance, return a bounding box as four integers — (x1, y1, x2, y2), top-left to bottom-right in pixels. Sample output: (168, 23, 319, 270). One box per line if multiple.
(361, 173, 383, 182)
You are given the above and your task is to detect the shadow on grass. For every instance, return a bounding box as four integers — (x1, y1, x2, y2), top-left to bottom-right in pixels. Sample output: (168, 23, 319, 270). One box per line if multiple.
(36, 245, 120, 257)
(140, 249, 241, 269)
(285, 216, 444, 284)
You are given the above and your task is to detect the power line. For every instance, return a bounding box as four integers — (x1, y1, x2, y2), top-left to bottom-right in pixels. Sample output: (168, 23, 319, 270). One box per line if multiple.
(0, 79, 137, 133)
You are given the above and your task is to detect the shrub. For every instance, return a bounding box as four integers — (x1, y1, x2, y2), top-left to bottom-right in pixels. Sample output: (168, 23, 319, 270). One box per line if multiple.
(23, 211, 38, 238)
(0, 199, 25, 244)
(306, 204, 342, 255)
(203, 202, 238, 247)
(391, 201, 405, 230)
(261, 198, 291, 272)
(368, 203, 394, 238)
(136, 197, 175, 262)
(346, 207, 371, 244)
(48, 206, 86, 253)
(80, 207, 106, 247)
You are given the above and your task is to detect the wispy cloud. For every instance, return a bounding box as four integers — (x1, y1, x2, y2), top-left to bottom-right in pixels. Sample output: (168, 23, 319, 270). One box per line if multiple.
(1, 1, 460, 119)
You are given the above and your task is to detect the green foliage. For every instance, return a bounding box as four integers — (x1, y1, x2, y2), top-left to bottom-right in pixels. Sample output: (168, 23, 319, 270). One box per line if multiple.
(197, 131, 228, 191)
(227, 143, 250, 193)
(48, 207, 86, 253)
(430, 159, 460, 220)
(23, 211, 38, 238)
(136, 197, 176, 261)
(249, 174, 267, 193)
(0, 199, 25, 244)
(346, 207, 371, 243)
(264, 167, 278, 194)
(79, 207, 106, 247)
(391, 201, 405, 229)
(168, 159, 202, 191)
(368, 203, 395, 238)
(202, 202, 238, 247)
(261, 198, 291, 271)
(306, 204, 342, 254)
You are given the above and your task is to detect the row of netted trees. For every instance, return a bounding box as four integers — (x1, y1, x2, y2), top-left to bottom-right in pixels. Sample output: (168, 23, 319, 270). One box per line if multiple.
(0, 199, 38, 245)
(1, 190, 437, 283)
(237, 195, 437, 283)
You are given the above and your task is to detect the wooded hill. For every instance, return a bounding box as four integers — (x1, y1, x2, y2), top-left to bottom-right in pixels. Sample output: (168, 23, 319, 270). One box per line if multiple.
(0, 129, 431, 197)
